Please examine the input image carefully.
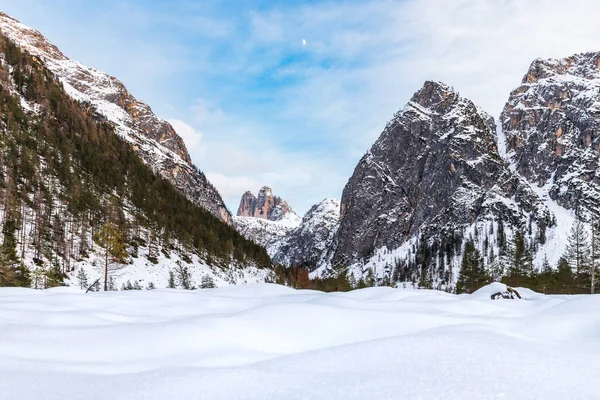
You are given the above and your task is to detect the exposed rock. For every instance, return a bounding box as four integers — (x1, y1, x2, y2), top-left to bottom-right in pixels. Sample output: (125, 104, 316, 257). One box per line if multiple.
(501, 52, 600, 214)
(0, 12, 232, 224)
(236, 186, 297, 222)
(491, 287, 522, 300)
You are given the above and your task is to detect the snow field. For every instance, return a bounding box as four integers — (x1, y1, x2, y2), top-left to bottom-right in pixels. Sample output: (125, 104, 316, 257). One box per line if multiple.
(1, 283, 599, 399)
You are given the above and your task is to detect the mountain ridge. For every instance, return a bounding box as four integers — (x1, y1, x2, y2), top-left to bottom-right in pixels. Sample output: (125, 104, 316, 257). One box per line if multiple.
(0, 11, 232, 224)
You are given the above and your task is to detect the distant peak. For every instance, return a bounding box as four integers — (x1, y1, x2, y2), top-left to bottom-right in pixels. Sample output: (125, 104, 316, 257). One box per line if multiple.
(258, 186, 273, 196)
(236, 187, 297, 221)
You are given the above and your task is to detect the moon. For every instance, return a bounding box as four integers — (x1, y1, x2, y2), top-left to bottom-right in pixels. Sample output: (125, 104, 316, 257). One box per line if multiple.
(302, 39, 306, 46)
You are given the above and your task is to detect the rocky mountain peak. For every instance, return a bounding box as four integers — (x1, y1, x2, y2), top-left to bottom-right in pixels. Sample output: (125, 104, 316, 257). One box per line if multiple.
(332, 80, 549, 269)
(523, 52, 600, 84)
(502, 50, 600, 213)
(257, 186, 274, 201)
(236, 186, 297, 222)
(410, 80, 458, 113)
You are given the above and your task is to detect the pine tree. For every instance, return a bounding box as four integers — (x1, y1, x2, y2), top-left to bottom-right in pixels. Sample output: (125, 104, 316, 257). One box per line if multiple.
(200, 275, 216, 289)
(418, 264, 433, 289)
(76, 267, 88, 290)
(590, 219, 600, 294)
(456, 240, 488, 294)
(167, 270, 176, 288)
(539, 253, 553, 293)
(175, 262, 193, 289)
(564, 218, 590, 290)
(95, 221, 128, 291)
(504, 230, 532, 287)
(497, 219, 507, 256)
(0, 218, 30, 287)
(108, 276, 117, 291)
(146, 282, 156, 290)
(555, 257, 574, 293)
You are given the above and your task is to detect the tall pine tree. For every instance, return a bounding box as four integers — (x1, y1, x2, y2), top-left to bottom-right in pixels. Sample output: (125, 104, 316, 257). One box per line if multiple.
(564, 218, 590, 291)
(456, 240, 488, 294)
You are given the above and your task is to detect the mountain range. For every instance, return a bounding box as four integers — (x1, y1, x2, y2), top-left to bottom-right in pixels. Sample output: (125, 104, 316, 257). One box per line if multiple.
(0, 10, 597, 291)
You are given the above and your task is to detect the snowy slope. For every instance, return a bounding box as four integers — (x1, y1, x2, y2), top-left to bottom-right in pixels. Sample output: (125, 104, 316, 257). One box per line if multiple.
(0, 12, 231, 223)
(233, 214, 300, 257)
(1, 283, 599, 399)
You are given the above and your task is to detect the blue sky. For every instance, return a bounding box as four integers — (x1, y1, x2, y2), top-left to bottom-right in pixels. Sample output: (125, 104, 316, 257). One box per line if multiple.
(2, 0, 600, 214)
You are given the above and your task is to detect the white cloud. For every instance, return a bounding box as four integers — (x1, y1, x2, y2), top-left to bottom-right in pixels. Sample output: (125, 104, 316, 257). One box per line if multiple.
(190, 99, 225, 125)
(206, 173, 261, 210)
(167, 119, 203, 151)
(186, 0, 600, 214)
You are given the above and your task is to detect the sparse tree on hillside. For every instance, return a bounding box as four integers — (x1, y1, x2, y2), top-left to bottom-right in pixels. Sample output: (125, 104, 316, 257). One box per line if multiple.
(95, 221, 128, 291)
(167, 270, 176, 288)
(200, 275, 216, 289)
(76, 267, 88, 290)
(296, 268, 310, 289)
(175, 262, 194, 290)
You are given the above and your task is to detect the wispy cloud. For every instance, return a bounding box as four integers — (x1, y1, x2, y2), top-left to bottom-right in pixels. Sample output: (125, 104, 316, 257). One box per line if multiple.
(3, 0, 600, 214)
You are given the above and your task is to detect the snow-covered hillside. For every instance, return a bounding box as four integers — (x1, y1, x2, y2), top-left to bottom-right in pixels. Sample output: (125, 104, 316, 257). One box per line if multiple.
(1, 283, 599, 399)
(233, 214, 301, 257)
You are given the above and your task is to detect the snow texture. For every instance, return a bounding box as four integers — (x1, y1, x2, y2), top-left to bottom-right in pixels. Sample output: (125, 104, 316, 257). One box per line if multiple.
(1, 283, 599, 399)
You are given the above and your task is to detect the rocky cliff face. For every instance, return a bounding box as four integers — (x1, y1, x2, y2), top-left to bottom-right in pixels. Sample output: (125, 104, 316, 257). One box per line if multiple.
(236, 186, 297, 222)
(330, 81, 551, 281)
(501, 52, 600, 214)
(0, 12, 232, 224)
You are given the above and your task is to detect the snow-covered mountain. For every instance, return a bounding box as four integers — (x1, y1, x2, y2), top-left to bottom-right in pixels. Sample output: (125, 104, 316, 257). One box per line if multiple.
(237, 186, 298, 222)
(0, 12, 232, 224)
(273, 198, 340, 268)
(502, 52, 600, 215)
(233, 186, 301, 257)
